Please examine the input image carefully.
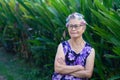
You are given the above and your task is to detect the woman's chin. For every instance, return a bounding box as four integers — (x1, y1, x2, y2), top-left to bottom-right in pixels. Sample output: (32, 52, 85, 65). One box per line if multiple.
(70, 35, 79, 38)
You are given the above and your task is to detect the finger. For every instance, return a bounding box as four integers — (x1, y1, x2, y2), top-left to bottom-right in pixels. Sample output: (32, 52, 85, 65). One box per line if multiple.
(60, 57, 66, 65)
(57, 58, 63, 64)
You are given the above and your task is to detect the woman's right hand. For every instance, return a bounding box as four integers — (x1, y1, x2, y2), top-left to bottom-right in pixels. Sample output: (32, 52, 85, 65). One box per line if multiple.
(57, 57, 85, 70)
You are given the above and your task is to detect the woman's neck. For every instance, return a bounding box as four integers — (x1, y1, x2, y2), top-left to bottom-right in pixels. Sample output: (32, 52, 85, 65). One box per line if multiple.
(70, 37, 85, 46)
(68, 37, 86, 53)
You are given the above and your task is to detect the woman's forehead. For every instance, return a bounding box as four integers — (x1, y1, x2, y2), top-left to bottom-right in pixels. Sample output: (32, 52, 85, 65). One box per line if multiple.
(69, 19, 84, 24)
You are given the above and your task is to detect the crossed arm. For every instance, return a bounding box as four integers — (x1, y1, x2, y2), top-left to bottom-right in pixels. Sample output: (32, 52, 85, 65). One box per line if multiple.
(54, 43, 95, 78)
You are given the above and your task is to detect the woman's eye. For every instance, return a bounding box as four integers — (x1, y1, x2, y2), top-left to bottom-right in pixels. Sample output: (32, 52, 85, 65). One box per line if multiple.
(70, 25, 73, 28)
(74, 25, 78, 28)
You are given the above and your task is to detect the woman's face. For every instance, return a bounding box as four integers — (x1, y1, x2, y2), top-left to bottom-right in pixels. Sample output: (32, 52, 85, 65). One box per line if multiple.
(67, 19, 86, 38)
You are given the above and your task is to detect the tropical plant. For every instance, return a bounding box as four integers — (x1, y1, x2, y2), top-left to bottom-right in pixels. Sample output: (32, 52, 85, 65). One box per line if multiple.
(0, 0, 120, 80)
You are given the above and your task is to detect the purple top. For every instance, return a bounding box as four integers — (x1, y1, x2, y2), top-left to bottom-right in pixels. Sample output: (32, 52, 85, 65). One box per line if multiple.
(52, 41, 92, 80)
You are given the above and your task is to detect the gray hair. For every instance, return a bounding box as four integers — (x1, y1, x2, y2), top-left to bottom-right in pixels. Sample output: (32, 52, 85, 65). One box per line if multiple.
(66, 12, 86, 27)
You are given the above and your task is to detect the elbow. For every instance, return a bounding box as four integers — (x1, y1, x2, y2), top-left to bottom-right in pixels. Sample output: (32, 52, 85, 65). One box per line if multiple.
(85, 72, 93, 78)
(55, 67, 60, 73)
(54, 65, 63, 74)
(86, 74, 92, 78)
(55, 68, 65, 74)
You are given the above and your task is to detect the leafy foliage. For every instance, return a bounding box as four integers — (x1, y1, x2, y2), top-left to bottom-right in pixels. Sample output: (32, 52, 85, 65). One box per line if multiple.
(0, 0, 120, 80)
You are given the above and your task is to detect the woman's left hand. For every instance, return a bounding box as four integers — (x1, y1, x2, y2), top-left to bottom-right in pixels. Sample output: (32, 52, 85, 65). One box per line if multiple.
(57, 57, 66, 65)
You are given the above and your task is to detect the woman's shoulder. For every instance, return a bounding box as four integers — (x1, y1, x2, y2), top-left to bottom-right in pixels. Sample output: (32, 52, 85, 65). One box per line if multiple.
(87, 43, 95, 52)
(60, 40, 69, 45)
(57, 40, 68, 48)
(85, 42, 93, 48)
(85, 42, 95, 53)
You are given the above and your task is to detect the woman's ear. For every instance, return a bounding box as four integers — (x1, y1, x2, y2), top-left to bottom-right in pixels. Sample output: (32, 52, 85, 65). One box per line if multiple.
(82, 26, 86, 33)
(63, 30, 66, 39)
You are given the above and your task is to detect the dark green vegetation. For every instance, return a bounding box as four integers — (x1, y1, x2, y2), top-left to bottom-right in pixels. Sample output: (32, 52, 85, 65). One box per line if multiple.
(0, 0, 120, 80)
(0, 47, 35, 80)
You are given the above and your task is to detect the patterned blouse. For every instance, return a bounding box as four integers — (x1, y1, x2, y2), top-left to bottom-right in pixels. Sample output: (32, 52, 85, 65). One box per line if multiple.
(52, 41, 92, 80)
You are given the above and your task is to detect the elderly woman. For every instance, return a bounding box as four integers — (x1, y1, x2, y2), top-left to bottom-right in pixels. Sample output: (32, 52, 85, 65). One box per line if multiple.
(52, 12, 95, 80)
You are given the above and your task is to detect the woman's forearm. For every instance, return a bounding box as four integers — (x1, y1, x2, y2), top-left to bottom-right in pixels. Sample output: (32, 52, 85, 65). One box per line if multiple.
(55, 57, 84, 74)
(55, 64, 84, 74)
(70, 70, 92, 78)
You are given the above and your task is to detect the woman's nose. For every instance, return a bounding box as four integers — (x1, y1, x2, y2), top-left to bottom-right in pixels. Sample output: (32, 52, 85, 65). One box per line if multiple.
(71, 27, 76, 30)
